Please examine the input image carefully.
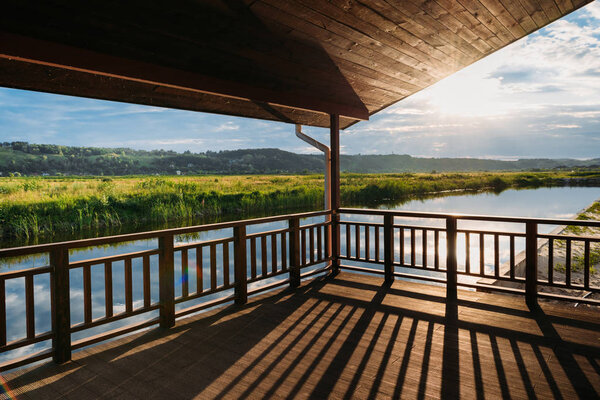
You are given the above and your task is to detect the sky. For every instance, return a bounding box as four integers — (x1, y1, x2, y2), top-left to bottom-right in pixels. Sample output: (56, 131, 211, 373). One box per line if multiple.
(0, 2, 599, 159)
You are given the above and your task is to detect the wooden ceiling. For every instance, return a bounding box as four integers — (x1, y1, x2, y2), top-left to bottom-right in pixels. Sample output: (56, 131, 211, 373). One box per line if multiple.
(0, 0, 592, 129)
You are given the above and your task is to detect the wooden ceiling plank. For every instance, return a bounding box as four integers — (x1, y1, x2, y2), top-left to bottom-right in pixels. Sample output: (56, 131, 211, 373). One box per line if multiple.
(346, 0, 479, 64)
(553, 0, 575, 14)
(497, 0, 540, 31)
(373, 0, 486, 60)
(433, 0, 508, 48)
(326, 0, 468, 67)
(515, 0, 550, 27)
(476, 0, 528, 38)
(335, 59, 422, 94)
(359, 0, 483, 69)
(455, 0, 517, 43)
(290, 0, 452, 76)
(401, 0, 496, 54)
(254, 0, 439, 77)
(252, 0, 440, 85)
(536, 0, 563, 19)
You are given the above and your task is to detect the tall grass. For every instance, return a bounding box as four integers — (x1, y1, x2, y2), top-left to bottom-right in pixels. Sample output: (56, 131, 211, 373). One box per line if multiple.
(1, 171, 598, 240)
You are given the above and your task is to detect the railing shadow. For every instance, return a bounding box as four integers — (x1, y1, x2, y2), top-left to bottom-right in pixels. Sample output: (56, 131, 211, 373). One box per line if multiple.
(4, 272, 600, 399)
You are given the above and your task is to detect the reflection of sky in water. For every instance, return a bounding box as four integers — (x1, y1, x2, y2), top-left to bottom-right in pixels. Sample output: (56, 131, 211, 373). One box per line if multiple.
(0, 214, 330, 364)
(341, 187, 600, 285)
(2, 188, 600, 365)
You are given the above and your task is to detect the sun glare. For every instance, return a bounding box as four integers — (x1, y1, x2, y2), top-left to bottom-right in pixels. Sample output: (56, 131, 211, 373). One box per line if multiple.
(425, 69, 513, 118)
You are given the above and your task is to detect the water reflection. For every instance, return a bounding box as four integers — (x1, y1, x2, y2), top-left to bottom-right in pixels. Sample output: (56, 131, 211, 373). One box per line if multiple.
(1, 187, 599, 364)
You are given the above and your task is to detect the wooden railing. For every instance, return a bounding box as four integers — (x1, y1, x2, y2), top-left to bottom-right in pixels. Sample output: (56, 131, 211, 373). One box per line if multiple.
(1, 207, 599, 372)
(0, 210, 332, 371)
(338, 208, 600, 306)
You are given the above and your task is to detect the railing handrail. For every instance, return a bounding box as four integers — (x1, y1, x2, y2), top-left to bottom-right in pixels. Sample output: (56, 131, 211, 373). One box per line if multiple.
(339, 207, 600, 227)
(0, 209, 333, 258)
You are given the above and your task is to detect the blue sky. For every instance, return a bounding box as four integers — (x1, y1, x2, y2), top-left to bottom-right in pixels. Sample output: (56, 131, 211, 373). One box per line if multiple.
(0, 2, 599, 159)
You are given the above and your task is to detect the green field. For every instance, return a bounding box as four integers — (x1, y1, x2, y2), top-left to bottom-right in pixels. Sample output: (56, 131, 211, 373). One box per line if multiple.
(1, 171, 600, 240)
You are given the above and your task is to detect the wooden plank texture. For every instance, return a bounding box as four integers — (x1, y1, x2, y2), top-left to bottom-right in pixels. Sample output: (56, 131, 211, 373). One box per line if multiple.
(3, 272, 599, 399)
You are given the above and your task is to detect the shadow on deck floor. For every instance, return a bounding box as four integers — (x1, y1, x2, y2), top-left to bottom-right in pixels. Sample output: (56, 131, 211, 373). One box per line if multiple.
(3, 272, 600, 399)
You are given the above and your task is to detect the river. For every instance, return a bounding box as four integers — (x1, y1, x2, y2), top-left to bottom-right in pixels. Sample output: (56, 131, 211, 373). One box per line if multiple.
(2, 186, 599, 363)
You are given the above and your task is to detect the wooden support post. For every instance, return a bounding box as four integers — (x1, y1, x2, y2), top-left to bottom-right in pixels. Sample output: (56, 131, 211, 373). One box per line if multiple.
(525, 222, 538, 307)
(446, 217, 458, 302)
(384, 214, 394, 283)
(51, 246, 71, 364)
(234, 225, 248, 304)
(289, 217, 301, 288)
(330, 114, 340, 273)
(158, 234, 175, 329)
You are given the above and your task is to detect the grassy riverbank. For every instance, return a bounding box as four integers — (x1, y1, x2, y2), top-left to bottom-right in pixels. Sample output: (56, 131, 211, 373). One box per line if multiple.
(1, 170, 600, 240)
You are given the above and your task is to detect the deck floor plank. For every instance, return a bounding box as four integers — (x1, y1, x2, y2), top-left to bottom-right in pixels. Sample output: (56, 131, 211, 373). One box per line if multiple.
(2, 272, 599, 399)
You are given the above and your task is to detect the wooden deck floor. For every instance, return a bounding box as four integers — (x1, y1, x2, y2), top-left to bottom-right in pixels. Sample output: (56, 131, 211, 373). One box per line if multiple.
(3, 272, 600, 399)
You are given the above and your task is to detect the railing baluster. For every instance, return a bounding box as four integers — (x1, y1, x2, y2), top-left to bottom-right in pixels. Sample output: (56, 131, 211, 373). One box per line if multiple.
(83, 265, 92, 323)
(464, 232, 469, 274)
(355, 224, 360, 259)
(143, 255, 150, 308)
(565, 239, 572, 287)
(181, 249, 189, 298)
(547, 238, 553, 284)
(289, 217, 301, 288)
(0, 279, 5, 347)
(261, 236, 268, 277)
(25, 274, 35, 339)
(196, 246, 203, 294)
(375, 226, 380, 262)
(331, 211, 340, 272)
(384, 214, 394, 283)
(435, 230, 440, 270)
(479, 234, 485, 276)
(223, 242, 230, 286)
(325, 221, 331, 261)
(510, 235, 515, 280)
(310, 227, 315, 264)
(422, 229, 427, 268)
(104, 261, 113, 318)
(159, 234, 175, 329)
(51, 246, 71, 363)
(281, 232, 287, 270)
(365, 225, 370, 261)
(233, 225, 247, 304)
(346, 223, 351, 258)
(584, 240, 590, 289)
(446, 217, 458, 302)
(317, 225, 323, 261)
(271, 234, 277, 274)
(125, 258, 133, 313)
(250, 237, 257, 279)
(301, 228, 307, 265)
(494, 234, 499, 279)
(411, 228, 415, 267)
(525, 222, 538, 307)
(210, 244, 217, 290)
(399, 228, 404, 266)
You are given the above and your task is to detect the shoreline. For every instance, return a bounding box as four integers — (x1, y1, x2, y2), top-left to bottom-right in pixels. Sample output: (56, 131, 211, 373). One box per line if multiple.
(484, 198, 600, 304)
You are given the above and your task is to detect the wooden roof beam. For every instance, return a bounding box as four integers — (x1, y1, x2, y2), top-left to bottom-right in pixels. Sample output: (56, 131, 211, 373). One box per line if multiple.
(0, 32, 370, 121)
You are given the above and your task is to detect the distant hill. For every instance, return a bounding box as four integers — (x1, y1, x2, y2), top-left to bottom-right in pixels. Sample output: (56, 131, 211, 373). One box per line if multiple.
(1, 142, 599, 176)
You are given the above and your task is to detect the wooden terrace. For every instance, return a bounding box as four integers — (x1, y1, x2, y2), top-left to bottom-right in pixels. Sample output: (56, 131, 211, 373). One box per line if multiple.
(3, 272, 600, 399)
(1, 1, 599, 398)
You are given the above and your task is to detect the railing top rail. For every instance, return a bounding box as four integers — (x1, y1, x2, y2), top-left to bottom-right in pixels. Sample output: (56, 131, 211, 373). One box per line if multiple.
(339, 208, 600, 227)
(0, 209, 332, 258)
